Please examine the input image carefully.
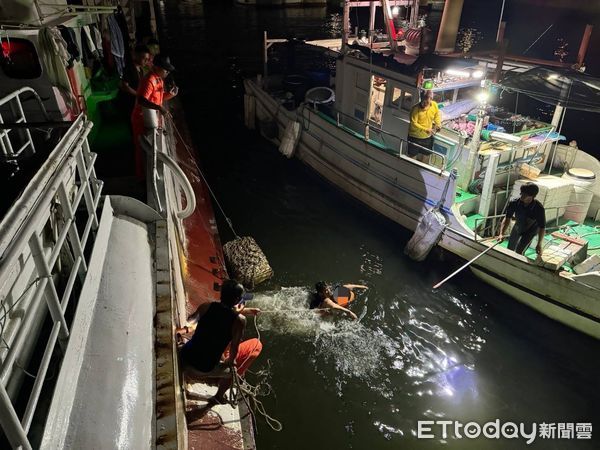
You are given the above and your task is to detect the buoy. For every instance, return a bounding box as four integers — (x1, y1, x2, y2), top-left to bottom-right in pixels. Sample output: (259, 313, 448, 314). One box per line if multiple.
(404, 169, 457, 261)
(223, 236, 274, 289)
(404, 208, 447, 261)
(278, 121, 300, 158)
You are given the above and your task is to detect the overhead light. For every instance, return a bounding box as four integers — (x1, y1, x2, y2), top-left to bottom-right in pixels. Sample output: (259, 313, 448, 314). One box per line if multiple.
(392, 6, 400, 16)
(472, 70, 484, 79)
(445, 68, 471, 78)
(476, 91, 489, 103)
(547, 73, 559, 80)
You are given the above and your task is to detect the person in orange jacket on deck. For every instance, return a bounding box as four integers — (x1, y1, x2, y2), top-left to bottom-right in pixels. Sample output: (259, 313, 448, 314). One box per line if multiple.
(131, 53, 178, 180)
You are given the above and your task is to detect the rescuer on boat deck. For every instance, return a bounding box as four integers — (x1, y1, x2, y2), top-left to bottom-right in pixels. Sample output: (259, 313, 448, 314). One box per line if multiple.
(498, 182, 546, 256)
(309, 281, 366, 320)
(131, 54, 179, 179)
(180, 279, 262, 405)
(408, 90, 441, 162)
(119, 44, 151, 113)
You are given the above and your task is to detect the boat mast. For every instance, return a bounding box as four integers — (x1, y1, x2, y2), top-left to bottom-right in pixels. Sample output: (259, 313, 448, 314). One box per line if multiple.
(342, 0, 350, 53)
(377, 0, 397, 52)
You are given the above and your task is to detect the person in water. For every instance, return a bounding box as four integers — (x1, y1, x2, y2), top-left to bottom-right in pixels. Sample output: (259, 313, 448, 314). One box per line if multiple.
(180, 279, 261, 405)
(309, 281, 367, 320)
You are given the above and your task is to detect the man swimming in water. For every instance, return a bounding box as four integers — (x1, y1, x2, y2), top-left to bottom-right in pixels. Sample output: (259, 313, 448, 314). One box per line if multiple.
(309, 281, 367, 320)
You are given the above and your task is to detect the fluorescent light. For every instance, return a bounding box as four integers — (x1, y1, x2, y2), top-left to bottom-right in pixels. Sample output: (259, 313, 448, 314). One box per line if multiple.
(472, 70, 484, 79)
(547, 73, 559, 80)
(445, 68, 471, 78)
(476, 91, 489, 103)
(392, 6, 400, 16)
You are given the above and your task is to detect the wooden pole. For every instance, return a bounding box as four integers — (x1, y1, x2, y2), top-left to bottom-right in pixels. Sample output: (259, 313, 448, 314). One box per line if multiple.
(576, 24, 593, 67)
(380, 0, 398, 52)
(494, 22, 507, 83)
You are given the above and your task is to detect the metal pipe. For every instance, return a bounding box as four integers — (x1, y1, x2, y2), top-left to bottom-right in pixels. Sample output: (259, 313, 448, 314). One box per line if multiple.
(576, 24, 593, 66)
(0, 383, 32, 449)
(22, 321, 61, 433)
(0, 121, 93, 289)
(29, 234, 70, 344)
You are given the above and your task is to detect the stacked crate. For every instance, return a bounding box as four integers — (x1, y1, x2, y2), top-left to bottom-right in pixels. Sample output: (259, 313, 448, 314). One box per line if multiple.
(511, 176, 574, 224)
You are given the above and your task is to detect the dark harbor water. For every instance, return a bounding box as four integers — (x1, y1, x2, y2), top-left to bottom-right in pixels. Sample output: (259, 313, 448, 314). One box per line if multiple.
(158, 1, 600, 448)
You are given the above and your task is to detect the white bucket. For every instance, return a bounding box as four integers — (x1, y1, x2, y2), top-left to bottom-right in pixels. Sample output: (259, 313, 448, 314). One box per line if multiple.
(562, 168, 596, 223)
(142, 107, 159, 129)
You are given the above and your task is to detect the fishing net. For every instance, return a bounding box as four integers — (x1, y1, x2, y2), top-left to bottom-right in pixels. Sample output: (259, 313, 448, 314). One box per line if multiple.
(223, 236, 273, 288)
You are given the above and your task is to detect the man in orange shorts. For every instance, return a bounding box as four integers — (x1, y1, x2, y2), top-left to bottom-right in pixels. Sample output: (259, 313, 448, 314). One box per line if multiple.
(131, 53, 178, 179)
(180, 279, 262, 404)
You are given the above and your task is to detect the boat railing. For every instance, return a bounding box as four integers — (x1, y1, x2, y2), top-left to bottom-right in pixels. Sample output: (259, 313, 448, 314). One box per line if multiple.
(313, 105, 447, 169)
(0, 113, 102, 449)
(473, 214, 506, 240)
(0, 87, 50, 159)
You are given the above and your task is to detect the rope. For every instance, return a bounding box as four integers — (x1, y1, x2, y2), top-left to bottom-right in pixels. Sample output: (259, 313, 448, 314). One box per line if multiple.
(224, 315, 282, 433)
(167, 115, 240, 239)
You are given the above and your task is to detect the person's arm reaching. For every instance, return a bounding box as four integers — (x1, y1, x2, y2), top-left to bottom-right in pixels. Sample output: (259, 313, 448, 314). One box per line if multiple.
(224, 315, 246, 366)
(536, 227, 545, 256)
(323, 298, 357, 320)
(119, 79, 137, 96)
(343, 284, 368, 290)
(433, 104, 442, 131)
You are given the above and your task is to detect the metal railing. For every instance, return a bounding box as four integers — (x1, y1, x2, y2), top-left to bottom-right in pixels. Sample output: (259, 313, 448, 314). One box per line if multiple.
(0, 87, 50, 160)
(0, 113, 102, 449)
(310, 105, 448, 170)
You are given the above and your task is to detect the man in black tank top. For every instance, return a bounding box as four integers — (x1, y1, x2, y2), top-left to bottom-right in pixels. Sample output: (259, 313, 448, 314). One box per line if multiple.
(180, 279, 261, 404)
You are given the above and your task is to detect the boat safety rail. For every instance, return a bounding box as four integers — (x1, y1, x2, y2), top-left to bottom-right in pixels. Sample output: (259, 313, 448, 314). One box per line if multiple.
(0, 87, 50, 160)
(313, 105, 447, 169)
(0, 117, 102, 450)
(473, 214, 507, 241)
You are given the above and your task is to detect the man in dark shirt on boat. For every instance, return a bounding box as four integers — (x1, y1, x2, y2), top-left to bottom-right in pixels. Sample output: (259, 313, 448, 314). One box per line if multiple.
(119, 44, 151, 113)
(309, 281, 366, 320)
(180, 279, 261, 405)
(498, 182, 546, 256)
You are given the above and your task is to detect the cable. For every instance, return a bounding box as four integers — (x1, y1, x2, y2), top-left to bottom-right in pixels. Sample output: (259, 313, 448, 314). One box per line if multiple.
(167, 115, 240, 239)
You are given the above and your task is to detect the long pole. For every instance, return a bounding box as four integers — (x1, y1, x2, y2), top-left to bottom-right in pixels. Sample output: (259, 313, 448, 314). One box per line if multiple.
(496, 0, 506, 43)
(433, 241, 501, 289)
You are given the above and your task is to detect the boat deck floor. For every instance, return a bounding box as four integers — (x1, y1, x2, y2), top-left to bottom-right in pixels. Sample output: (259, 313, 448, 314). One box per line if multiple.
(42, 202, 155, 448)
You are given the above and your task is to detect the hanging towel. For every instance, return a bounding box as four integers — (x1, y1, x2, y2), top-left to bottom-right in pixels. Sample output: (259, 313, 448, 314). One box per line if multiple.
(81, 26, 99, 69)
(38, 27, 76, 111)
(58, 25, 80, 67)
(90, 24, 104, 58)
(107, 14, 125, 77)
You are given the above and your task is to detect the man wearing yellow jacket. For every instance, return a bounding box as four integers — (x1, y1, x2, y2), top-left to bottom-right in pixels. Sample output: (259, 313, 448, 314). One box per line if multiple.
(408, 90, 441, 162)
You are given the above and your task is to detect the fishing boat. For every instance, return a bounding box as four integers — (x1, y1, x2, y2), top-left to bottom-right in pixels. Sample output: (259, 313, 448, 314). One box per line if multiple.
(0, 0, 255, 448)
(243, 0, 600, 338)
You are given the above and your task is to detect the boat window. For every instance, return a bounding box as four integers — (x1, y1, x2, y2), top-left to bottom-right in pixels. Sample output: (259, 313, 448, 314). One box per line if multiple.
(401, 91, 414, 111)
(391, 87, 403, 107)
(0, 38, 42, 79)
